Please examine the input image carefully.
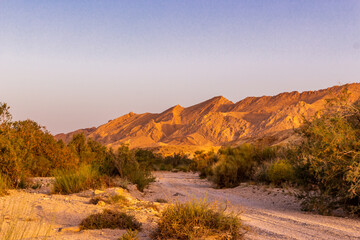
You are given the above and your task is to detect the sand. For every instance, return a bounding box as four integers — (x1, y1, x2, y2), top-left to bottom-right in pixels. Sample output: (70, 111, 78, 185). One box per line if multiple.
(1, 172, 360, 239)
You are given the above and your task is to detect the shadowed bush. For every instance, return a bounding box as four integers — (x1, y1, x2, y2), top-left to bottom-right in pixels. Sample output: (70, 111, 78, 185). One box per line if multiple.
(266, 159, 295, 185)
(80, 209, 141, 230)
(210, 145, 257, 188)
(112, 145, 155, 191)
(0, 173, 8, 195)
(152, 198, 246, 240)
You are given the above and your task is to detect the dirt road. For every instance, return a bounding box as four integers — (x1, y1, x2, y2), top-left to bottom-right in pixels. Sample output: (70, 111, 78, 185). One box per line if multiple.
(141, 172, 360, 240)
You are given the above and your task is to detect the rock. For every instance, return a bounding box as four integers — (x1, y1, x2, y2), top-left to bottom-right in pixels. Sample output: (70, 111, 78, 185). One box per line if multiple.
(59, 226, 81, 232)
(97, 200, 106, 206)
(94, 190, 105, 195)
(173, 192, 185, 197)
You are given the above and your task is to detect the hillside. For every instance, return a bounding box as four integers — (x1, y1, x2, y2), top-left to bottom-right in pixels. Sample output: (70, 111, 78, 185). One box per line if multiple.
(56, 83, 360, 154)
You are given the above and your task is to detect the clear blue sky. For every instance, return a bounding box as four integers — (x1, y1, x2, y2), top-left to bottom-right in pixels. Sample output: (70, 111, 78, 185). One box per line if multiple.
(1, 0, 359, 134)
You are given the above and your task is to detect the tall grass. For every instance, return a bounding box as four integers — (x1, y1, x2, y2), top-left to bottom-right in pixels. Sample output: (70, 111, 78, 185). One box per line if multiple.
(152, 198, 246, 240)
(0, 199, 51, 239)
(53, 164, 103, 194)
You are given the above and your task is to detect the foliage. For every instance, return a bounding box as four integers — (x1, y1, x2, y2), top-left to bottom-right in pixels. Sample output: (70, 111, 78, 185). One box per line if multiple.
(53, 165, 104, 194)
(112, 145, 155, 191)
(80, 209, 141, 230)
(152, 198, 245, 240)
(192, 150, 218, 178)
(266, 159, 295, 185)
(210, 145, 258, 188)
(118, 229, 139, 240)
(164, 153, 193, 172)
(0, 173, 8, 195)
(0, 103, 78, 186)
(0, 135, 22, 187)
(134, 148, 162, 170)
(291, 95, 360, 214)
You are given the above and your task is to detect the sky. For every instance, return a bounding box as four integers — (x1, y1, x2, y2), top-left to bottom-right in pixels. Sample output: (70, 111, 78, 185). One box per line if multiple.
(0, 0, 360, 134)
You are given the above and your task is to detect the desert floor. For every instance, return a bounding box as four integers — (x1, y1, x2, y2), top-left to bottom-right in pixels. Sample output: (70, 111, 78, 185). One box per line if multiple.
(1, 171, 360, 240)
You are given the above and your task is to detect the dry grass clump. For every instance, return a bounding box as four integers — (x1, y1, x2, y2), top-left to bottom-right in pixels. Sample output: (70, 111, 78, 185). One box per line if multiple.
(80, 209, 141, 231)
(53, 164, 105, 194)
(152, 198, 246, 240)
(118, 229, 139, 240)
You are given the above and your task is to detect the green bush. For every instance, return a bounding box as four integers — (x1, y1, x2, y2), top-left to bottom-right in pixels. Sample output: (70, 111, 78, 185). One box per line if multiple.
(266, 159, 294, 185)
(112, 145, 155, 192)
(0, 136, 22, 187)
(291, 95, 360, 214)
(80, 209, 141, 230)
(53, 165, 104, 194)
(152, 198, 245, 240)
(192, 150, 218, 178)
(210, 145, 257, 188)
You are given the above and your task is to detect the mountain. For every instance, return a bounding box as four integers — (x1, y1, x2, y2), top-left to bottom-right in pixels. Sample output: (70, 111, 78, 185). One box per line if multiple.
(56, 83, 360, 154)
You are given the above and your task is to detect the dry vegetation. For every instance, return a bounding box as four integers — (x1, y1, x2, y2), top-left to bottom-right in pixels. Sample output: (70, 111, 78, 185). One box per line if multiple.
(1, 87, 360, 239)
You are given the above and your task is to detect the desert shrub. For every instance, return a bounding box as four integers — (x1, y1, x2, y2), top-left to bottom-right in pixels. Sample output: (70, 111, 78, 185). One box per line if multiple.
(53, 165, 104, 194)
(164, 153, 193, 170)
(0, 173, 8, 195)
(134, 148, 162, 170)
(152, 198, 245, 240)
(1, 106, 79, 185)
(192, 150, 218, 178)
(11, 120, 78, 177)
(80, 209, 141, 230)
(0, 136, 22, 187)
(210, 145, 258, 188)
(118, 229, 139, 240)
(253, 163, 270, 182)
(112, 145, 155, 191)
(69, 134, 117, 175)
(291, 95, 360, 214)
(159, 164, 173, 171)
(266, 159, 295, 185)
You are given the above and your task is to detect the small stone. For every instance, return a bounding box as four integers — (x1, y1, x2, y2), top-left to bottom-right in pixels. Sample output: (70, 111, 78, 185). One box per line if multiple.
(94, 190, 105, 195)
(97, 200, 106, 206)
(59, 226, 81, 232)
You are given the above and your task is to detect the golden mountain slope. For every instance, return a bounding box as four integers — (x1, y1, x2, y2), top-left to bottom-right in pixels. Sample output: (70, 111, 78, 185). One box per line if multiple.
(56, 83, 360, 153)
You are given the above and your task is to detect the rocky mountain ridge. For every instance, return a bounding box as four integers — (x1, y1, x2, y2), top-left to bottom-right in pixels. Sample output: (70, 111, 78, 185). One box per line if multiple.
(56, 83, 360, 153)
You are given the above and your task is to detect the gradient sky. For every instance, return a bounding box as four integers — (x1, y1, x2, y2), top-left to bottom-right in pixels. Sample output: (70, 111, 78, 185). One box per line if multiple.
(1, 0, 360, 134)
